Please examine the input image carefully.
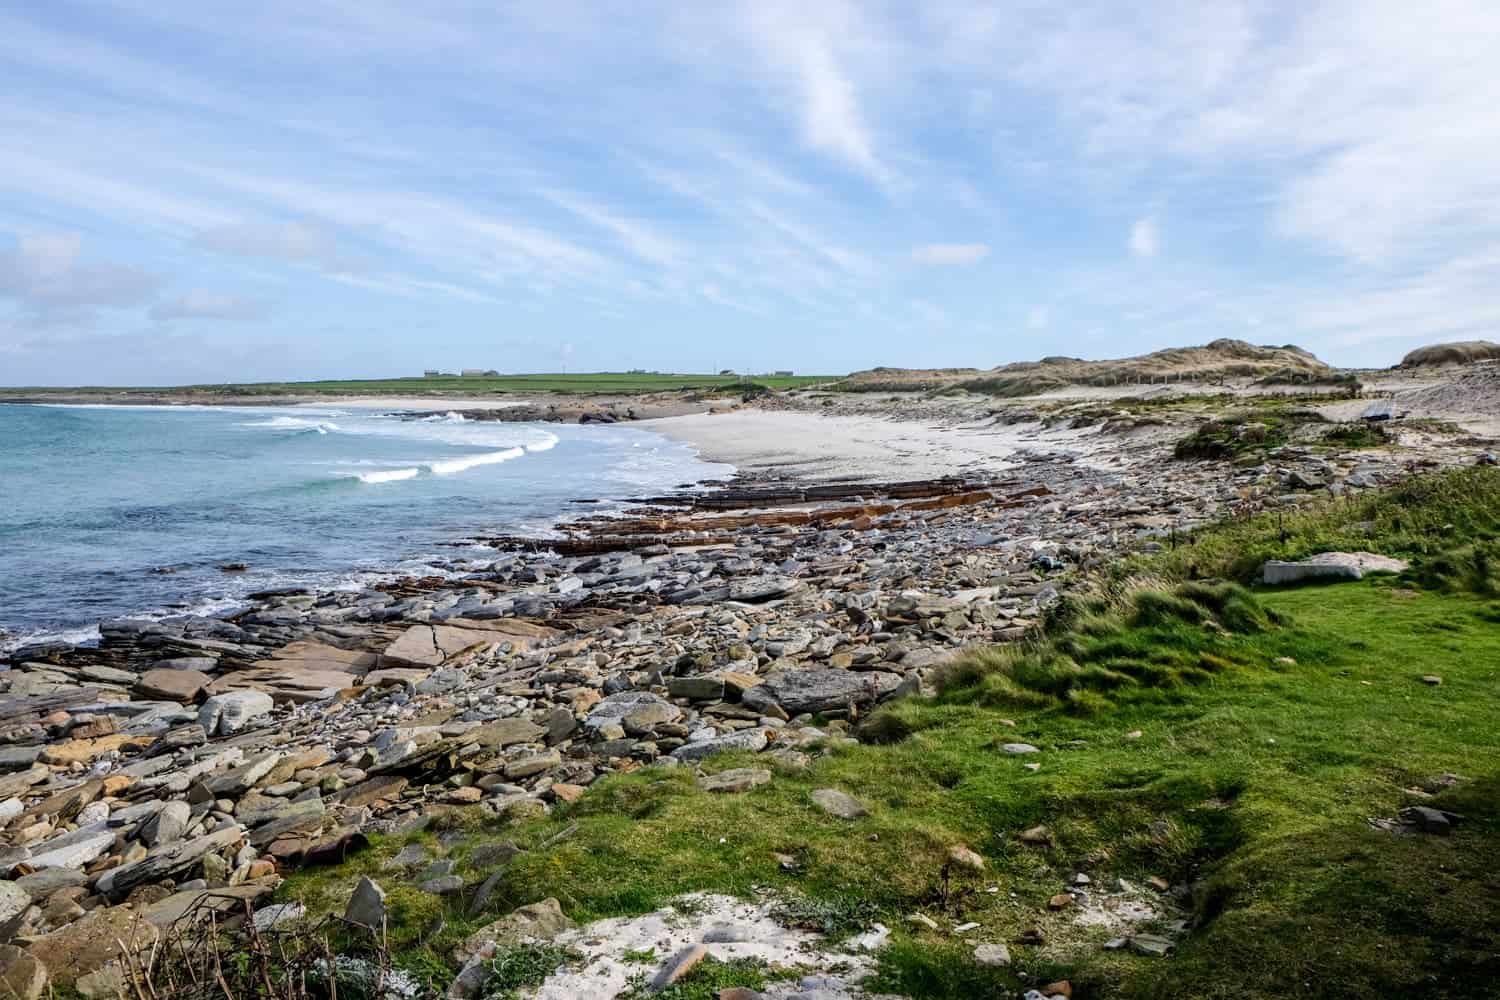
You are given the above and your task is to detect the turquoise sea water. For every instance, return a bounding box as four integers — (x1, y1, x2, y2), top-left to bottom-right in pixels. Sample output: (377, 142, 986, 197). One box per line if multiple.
(0, 404, 729, 648)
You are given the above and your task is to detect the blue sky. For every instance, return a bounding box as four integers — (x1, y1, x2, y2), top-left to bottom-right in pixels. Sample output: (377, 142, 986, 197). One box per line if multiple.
(4, 1, 1500, 384)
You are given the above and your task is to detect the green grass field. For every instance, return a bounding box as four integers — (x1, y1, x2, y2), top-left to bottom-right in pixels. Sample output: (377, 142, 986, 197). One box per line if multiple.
(2, 372, 839, 397)
(276, 469, 1500, 1000)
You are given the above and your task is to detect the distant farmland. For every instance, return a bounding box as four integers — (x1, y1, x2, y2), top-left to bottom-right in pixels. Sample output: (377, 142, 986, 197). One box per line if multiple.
(2, 372, 841, 397)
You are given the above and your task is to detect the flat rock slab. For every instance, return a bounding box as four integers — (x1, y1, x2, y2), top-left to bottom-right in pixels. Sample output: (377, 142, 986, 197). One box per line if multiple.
(364, 667, 433, 688)
(1262, 551, 1408, 585)
(209, 667, 356, 703)
(383, 625, 496, 668)
(742, 669, 902, 715)
(811, 788, 869, 819)
(267, 641, 378, 675)
(143, 879, 277, 927)
(136, 668, 211, 703)
(445, 618, 560, 650)
(699, 768, 773, 794)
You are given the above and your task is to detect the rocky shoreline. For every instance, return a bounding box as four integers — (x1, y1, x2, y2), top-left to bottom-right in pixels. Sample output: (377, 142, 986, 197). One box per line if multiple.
(0, 408, 1470, 997)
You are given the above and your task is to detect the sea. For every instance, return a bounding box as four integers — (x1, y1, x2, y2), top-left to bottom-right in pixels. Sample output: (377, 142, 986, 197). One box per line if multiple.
(0, 403, 731, 652)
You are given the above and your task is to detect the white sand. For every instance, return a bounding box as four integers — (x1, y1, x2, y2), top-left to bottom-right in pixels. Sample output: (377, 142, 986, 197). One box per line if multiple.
(643, 409, 1112, 481)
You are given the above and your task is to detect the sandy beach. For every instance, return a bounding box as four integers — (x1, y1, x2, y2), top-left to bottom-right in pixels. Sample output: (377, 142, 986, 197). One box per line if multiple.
(641, 408, 1117, 482)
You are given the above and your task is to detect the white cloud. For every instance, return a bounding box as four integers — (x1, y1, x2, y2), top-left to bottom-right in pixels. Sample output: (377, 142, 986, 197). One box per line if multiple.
(0, 232, 160, 318)
(150, 291, 269, 322)
(1129, 218, 1159, 258)
(741, 1, 893, 186)
(912, 243, 990, 265)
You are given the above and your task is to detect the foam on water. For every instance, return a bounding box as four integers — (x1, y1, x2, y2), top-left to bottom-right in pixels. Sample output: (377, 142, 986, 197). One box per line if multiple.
(356, 467, 421, 484)
(0, 403, 734, 647)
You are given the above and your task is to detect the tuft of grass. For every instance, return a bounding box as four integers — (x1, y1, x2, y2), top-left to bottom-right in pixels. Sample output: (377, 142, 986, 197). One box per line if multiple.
(482, 943, 583, 1000)
(1320, 422, 1390, 448)
(771, 894, 882, 939)
(618, 956, 783, 1000)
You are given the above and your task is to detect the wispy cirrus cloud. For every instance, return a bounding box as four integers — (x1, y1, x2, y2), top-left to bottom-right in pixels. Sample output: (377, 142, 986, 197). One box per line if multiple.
(912, 243, 990, 265)
(149, 290, 269, 322)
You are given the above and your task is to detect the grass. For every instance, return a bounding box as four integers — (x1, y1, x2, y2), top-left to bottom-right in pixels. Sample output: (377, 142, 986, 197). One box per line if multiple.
(0, 372, 837, 397)
(274, 468, 1500, 1000)
(618, 956, 790, 1000)
(482, 943, 582, 1000)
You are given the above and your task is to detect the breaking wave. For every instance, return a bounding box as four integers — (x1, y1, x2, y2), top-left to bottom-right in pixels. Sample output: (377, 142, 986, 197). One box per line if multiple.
(427, 448, 525, 476)
(241, 416, 342, 434)
(356, 467, 421, 484)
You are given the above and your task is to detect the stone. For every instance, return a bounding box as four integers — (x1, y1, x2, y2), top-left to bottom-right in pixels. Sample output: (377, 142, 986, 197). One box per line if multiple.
(698, 768, 772, 794)
(0, 748, 41, 775)
(253, 901, 306, 931)
(97, 827, 245, 901)
(1128, 934, 1174, 957)
(1421, 675, 1443, 686)
(452, 897, 572, 965)
(469, 718, 546, 749)
(650, 944, 708, 991)
(1048, 893, 1073, 910)
(419, 875, 466, 895)
(0, 881, 28, 941)
(1261, 551, 1408, 585)
(742, 669, 901, 715)
(667, 676, 726, 701)
(383, 624, 494, 668)
(39, 734, 140, 766)
(503, 750, 561, 780)
(1002, 743, 1040, 754)
(204, 751, 283, 797)
(136, 668, 211, 703)
(947, 845, 986, 871)
(810, 788, 868, 820)
(142, 801, 192, 847)
(197, 691, 273, 736)
(0, 944, 46, 999)
(345, 876, 387, 929)
(586, 692, 681, 730)
(1019, 825, 1052, 846)
(974, 942, 1011, 967)
(27, 830, 115, 871)
(1401, 805, 1460, 835)
(28, 905, 159, 988)
(670, 728, 769, 762)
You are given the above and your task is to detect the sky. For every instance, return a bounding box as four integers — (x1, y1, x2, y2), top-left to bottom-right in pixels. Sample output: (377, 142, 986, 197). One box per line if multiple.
(4, 1, 1500, 385)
